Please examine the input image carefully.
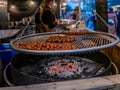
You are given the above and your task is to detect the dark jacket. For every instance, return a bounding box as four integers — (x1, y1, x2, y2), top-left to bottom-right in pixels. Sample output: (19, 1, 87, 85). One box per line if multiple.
(35, 11, 40, 24)
(41, 8, 57, 32)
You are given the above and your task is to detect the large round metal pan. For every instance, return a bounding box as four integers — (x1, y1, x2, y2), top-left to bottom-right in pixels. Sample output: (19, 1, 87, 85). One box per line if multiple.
(10, 31, 119, 55)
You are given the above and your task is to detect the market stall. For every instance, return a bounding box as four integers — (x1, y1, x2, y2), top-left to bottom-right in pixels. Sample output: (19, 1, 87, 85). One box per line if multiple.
(1, 0, 120, 90)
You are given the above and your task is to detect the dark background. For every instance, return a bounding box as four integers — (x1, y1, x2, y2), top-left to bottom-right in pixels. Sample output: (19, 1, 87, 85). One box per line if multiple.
(8, 0, 42, 21)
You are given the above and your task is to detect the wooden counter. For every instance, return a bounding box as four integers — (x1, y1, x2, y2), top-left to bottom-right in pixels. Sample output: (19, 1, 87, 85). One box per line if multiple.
(101, 43, 120, 72)
(0, 43, 120, 90)
(0, 75, 120, 90)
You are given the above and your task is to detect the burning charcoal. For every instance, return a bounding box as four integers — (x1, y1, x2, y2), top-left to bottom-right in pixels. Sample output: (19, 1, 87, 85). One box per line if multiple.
(60, 60, 66, 63)
(69, 60, 74, 63)
(73, 71, 77, 74)
(69, 65, 72, 68)
(79, 64, 83, 67)
(18, 55, 102, 81)
(84, 68, 89, 71)
(61, 63, 67, 66)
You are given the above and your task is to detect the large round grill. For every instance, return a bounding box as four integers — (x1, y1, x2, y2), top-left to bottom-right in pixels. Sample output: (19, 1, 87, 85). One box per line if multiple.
(10, 31, 119, 55)
(5, 31, 119, 86)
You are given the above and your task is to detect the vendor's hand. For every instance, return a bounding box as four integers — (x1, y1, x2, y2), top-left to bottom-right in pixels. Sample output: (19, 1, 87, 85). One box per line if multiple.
(52, 28, 56, 32)
(57, 19, 62, 25)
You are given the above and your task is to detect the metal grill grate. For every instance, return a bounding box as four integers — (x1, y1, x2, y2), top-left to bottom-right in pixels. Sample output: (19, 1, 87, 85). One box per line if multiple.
(10, 31, 119, 55)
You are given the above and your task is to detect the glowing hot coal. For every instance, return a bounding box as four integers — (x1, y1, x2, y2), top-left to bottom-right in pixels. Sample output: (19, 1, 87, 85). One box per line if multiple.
(44, 60, 83, 78)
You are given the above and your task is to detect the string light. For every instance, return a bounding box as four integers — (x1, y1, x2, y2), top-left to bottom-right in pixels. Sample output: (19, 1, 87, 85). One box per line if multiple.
(30, 0, 35, 5)
(11, 5, 15, 9)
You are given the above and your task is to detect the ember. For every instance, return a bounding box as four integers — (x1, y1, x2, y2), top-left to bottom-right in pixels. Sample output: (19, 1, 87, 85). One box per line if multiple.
(44, 60, 83, 78)
(19, 56, 103, 80)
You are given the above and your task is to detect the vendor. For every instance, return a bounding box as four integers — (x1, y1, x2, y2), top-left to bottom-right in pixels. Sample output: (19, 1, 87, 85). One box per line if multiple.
(71, 6, 79, 20)
(39, 0, 61, 33)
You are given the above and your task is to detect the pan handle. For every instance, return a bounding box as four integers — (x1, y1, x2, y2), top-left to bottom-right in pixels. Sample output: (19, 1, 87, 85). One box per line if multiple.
(3, 63, 14, 86)
(111, 62, 119, 74)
